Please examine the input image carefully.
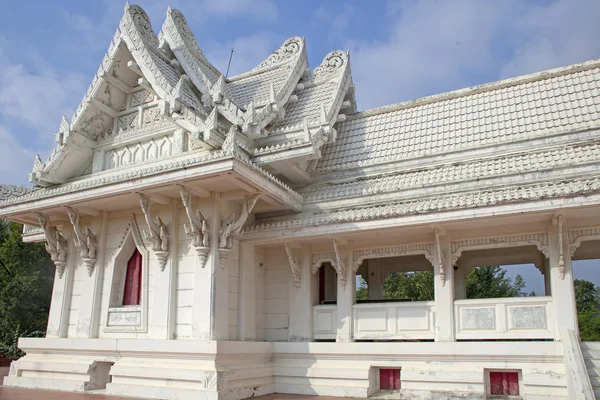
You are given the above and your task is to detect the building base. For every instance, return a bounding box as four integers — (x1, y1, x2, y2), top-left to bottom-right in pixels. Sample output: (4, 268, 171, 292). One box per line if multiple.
(4, 338, 569, 399)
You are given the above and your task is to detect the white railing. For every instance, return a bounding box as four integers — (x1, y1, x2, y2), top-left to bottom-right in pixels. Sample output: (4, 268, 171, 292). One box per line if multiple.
(352, 301, 435, 340)
(454, 296, 554, 340)
(312, 305, 337, 340)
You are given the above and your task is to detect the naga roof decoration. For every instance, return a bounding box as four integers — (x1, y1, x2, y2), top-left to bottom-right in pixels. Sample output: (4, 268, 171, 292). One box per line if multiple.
(2, 3, 600, 235)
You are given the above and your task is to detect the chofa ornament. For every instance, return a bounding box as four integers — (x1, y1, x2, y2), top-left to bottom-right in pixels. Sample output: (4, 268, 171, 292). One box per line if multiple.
(313, 50, 348, 80)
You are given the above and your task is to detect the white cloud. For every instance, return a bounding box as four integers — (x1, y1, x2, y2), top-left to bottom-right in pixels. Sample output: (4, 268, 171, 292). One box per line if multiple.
(0, 38, 87, 185)
(345, 0, 600, 110)
(0, 126, 36, 186)
(203, 33, 283, 77)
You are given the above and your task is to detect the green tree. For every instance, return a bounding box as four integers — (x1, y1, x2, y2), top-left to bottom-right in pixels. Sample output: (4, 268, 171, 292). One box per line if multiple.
(0, 221, 54, 355)
(574, 279, 600, 341)
(383, 271, 435, 301)
(356, 276, 368, 301)
(466, 266, 524, 299)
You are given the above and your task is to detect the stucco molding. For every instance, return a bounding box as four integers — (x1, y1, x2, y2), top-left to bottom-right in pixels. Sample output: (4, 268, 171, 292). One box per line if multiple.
(451, 233, 549, 266)
(568, 226, 600, 258)
(352, 243, 436, 273)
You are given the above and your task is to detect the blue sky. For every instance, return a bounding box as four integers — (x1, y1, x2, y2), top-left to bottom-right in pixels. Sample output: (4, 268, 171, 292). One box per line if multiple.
(1, 0, 600, 290)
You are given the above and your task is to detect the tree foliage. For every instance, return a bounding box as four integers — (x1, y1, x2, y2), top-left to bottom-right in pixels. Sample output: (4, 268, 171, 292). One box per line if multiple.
(0, 221, 54, 356)
(574, 279, 600, 341)
(383, 271, 435, 301)
(466, 266, 526, 299)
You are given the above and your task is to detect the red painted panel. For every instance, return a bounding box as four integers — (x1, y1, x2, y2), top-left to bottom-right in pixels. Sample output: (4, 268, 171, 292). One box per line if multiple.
(123, 249, 142, 306)
(380, 369, 400, 390)
(490, 372, 504, 395)
(394, 368, 401, 389)
(380, 369, 392, 390)
(507, 372, 519, 395)
(319, 266, 325, 304)
(490, 371, 519, 396)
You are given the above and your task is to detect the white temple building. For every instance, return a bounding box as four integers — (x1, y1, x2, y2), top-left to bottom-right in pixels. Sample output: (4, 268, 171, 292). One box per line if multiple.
(1, 4, 600, 399)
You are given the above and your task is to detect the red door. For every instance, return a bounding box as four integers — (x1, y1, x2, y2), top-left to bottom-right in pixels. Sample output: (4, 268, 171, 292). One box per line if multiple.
(123, 249, 142, 305)
(380, 369, 400, 390)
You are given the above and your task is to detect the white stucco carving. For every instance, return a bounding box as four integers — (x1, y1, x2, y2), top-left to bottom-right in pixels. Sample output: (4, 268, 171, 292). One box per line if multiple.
(66, 207, 97, 276)
(284, 243, 301, 290)
(37, 212, 68, 278)
(137, 193, 169, 270)
(179, 185, 210, 268)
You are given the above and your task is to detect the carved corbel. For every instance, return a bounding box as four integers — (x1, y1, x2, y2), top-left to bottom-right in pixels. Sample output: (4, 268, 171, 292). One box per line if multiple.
(218, 194, 260, 268)
(552, 214, 565, 279)
(179, 185, 210, 268)
(433, 227, 445, 286)
(332, 238, 347, 291)
(284, 243, 302, 292)
(137, 193, 169, 270)
(66, 207, 97, 276)
(37, 213, 68, 278)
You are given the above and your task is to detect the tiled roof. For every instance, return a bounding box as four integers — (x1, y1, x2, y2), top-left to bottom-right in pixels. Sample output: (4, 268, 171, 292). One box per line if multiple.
(316, 63, 600, 173)
(300, 140, 600, 202)
(227, 65, 293, 109)
(270, 81, 338, 132)
(249, 175, 600, 231)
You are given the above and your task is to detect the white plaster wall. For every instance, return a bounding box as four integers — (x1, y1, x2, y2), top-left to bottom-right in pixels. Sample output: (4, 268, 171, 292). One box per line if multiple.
(264, 249, 289, 341)
(255, 247, 266, 341)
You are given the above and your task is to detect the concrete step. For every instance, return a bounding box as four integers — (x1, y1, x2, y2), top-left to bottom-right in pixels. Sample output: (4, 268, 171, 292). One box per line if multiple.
(582, 348, 600, 360)
(586, 358, 600, 369)
(590, 375, 600, 388)
(595, 388, 600, 400)
(582, 342, 600, 351)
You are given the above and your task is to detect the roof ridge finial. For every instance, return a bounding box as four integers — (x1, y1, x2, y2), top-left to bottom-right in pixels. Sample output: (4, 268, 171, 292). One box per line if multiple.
(124, 1, 130, 11)
(167, 5, 172, 13)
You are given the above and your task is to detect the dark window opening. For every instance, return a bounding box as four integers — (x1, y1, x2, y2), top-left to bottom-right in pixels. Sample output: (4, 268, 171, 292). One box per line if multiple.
(123, 249, 142, 306)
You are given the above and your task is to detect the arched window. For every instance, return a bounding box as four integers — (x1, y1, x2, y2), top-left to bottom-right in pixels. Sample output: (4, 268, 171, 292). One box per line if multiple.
(123, 249, 142, 306)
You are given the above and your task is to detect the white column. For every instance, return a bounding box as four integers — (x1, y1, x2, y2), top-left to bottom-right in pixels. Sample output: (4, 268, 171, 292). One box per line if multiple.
(212, 193, 229, 340)
(367, 259, 382, 300)
(238, 242, 256, 341)
(434, 234, 455, 342)
(76, 212, 108, 338)
(150, 202, 178, 339)
(46, 231, 76, 338)
(453, 260, 466, 300)
(336, 246, 354, 342)
(190, 194, 219, 340)
(548, 220, 578, 340)
(288, 245, 312, 342)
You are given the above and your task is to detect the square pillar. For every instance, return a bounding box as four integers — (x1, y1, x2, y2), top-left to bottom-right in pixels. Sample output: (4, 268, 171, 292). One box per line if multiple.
(434, 234, 455, 342)
(336, 245, 354, 343)
(288, 245, 312, 341)
(75, 212, 108, 338)
(150, 202, 178, 339)
(238, 242, 256, 341)
(548, 219, 578, 340)
(367, 259, 382, 300)
(453, 260, 466, 300)
(46, 231, 76, 338)
(190, 193, 229, 340)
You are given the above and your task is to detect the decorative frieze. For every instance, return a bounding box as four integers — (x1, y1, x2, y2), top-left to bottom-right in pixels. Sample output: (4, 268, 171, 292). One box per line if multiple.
(312, 251, 337, 274)
(137, 193, 169, 270)
(352, 243, 436, 272)
(179, 185, 210, 268)
(104, 135, 174, 170)
(451, 233, 549, 266)
(218, 194, 260, 268)
(36, 213, 68, 278)
(568, 226, 600, 257)
(66, 207, 97, 276)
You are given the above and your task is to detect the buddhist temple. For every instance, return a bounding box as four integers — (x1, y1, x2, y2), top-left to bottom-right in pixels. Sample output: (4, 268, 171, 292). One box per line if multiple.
(0, 3, 599, 399)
